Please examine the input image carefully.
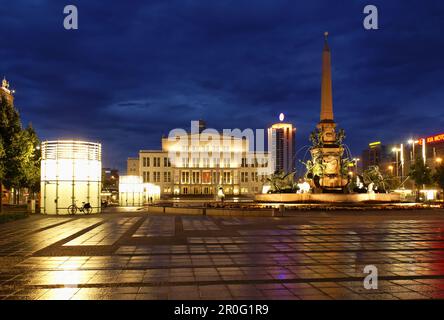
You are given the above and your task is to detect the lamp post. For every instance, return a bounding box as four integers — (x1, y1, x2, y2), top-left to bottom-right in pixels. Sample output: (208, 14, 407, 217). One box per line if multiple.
(421, 138, 427, 165)
(352, 158, 360, 175)
(408, 139, 416, 162)
(437, 157, 443, 200)
(400, 143, 404, 180)
(392, 147, 400, 179)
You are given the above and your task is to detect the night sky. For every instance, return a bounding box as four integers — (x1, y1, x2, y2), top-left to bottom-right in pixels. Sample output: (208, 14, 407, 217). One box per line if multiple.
(1, 1, 443, 171)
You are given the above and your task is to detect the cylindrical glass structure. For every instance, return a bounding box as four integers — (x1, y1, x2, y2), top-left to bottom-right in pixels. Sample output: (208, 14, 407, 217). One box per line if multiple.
(40, 140, 102, 214)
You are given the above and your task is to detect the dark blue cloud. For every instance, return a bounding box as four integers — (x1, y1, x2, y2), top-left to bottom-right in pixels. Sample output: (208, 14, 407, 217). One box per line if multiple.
(1, 0, 443, 171)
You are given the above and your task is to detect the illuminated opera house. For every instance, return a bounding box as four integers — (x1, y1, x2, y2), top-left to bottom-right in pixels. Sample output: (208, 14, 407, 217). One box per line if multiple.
(127, 121, 272, 197)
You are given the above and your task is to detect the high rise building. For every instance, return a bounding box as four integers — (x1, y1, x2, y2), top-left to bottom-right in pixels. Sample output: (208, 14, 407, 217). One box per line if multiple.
(361, 141, 391, 172)
(267, 113, 296, 174)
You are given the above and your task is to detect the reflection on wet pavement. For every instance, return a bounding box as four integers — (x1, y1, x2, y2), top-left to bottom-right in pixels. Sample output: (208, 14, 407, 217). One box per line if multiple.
(64, 217, 139, 246)
(182, 216, 220, 231)
(1, 212, 444, 300)
(134, 216, 175, 237)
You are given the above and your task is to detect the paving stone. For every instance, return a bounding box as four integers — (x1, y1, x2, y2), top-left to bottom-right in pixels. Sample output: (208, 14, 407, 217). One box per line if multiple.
(1, 211, 444, 300)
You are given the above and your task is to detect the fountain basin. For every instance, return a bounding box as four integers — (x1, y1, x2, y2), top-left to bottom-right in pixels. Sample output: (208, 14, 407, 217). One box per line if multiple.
(255, 193, 400, 203)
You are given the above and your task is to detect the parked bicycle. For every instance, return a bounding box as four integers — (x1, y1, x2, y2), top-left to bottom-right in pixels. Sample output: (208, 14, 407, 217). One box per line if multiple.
(68, 201, 92, 215)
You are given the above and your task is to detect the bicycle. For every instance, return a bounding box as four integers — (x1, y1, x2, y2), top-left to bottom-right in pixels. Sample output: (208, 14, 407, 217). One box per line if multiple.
(68, 201, 92, 215)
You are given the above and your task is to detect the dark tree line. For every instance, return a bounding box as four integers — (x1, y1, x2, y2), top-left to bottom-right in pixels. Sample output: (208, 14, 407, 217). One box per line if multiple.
(409, 156, 444, 199)
(0, 92, 40, 212)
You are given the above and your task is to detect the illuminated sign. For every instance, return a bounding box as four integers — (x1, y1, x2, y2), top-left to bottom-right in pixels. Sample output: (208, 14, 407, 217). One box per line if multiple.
(419, 133, 444, 145)
(426, 133, 444, 144)
(369, 141, 381, 147)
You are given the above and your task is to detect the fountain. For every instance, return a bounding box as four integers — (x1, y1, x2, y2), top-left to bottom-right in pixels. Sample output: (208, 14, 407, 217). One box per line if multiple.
(305, 32, 349, 193)
(255, 33, 400, 203)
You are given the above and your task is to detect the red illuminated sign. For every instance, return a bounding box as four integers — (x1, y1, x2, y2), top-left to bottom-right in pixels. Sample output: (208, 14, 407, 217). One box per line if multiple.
(420, 133, 444, 145)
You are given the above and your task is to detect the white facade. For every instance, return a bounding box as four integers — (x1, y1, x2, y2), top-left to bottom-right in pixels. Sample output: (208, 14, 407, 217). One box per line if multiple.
(119, 176, 161, 206)
(119, 175, 144, 206)
(129, 131, 272, 197)
(40, 141, 102, 214)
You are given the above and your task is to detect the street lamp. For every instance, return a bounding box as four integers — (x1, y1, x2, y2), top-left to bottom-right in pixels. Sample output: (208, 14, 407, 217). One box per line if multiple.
(388, 165, 394, 175)
(400, 143, 405, 179)
(436, 157, 443, 165)
(352, 158, 360, 175)
(392, 147, 400, 178)
(408, 139, 419, 163)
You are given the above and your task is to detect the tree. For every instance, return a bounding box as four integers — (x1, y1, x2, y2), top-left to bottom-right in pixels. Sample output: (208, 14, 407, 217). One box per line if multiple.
(0, 93, 21, 212)
(13, 126, 41, 195)
(409, 157, 432, 188)
(0, 91, 40, 211)
(409, 157, 432, 201)
(0, 138, 5, 211)
(433, 163, 444, 194)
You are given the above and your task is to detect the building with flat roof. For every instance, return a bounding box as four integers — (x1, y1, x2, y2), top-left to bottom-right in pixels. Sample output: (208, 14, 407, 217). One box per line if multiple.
(268, 113, 296, 174)
(361, 141, 391, 173)
(409, 133, 444, 170)
(363, 132, 444, 186)
(128, 121, 272, 197)
(127, 157, 139, 176)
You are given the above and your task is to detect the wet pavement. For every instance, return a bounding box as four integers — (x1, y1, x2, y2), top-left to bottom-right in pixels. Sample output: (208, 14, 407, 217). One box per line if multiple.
(1, 210, 444, 300)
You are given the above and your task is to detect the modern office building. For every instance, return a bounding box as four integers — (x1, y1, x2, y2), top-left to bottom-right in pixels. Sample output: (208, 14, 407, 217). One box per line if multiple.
(408, 133, 444, 169)
(365, 132, 444, 183)
(361, 141, 391, 173)
(128, 121, 272, 197)
(102, 168, 119, 191)
(267, 113, 296, 174)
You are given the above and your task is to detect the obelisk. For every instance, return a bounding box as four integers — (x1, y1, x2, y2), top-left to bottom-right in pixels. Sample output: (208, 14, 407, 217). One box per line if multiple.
(309, 33, 349, 192)
(316, 32, 337, 145)
(320, 32, 333, 122)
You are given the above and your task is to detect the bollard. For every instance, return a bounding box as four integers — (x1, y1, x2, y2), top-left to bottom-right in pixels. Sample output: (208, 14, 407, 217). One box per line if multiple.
(279, 204, 285, 216)
(272, 207, 279, 217)
(27, 199, 36, 214)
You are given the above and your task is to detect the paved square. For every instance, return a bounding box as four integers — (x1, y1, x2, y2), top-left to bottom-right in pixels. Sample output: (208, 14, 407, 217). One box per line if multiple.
(1, 210, 444, 300)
